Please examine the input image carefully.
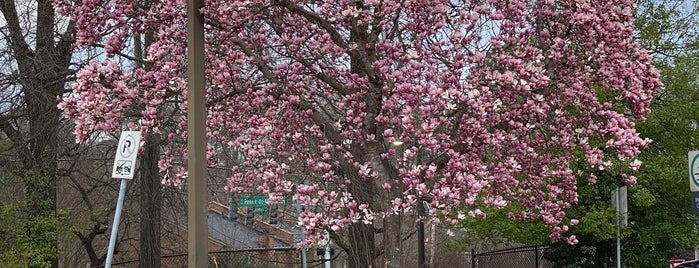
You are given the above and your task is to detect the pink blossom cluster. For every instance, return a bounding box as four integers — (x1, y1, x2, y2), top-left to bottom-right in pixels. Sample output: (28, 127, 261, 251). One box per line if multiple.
(57, 0, 661, 245)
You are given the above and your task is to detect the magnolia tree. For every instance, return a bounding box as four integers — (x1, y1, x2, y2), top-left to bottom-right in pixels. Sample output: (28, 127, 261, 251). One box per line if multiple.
(57, 0, 660, 266)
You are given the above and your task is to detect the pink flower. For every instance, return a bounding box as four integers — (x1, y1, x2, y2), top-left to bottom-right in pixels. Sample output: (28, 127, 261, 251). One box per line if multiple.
(57, 0, 660, 247)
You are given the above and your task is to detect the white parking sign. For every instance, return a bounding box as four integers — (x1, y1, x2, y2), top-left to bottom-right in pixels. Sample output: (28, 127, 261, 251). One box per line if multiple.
(112, 131, 141, 179)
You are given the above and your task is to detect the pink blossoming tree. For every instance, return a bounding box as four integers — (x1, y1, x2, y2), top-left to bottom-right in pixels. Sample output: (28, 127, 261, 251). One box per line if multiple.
(56, 0, 661, 266)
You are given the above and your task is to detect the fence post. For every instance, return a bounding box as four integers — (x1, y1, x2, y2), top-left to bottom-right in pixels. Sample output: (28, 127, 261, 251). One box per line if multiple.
(535, 245, 539, 268)
(471, 248, 476, 268)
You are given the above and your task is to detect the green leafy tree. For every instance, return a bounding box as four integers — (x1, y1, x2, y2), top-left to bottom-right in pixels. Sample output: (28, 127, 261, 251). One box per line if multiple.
(0, 0, 77, 266)
(0, 174, 62, 268)
(458, 0, 699, 267)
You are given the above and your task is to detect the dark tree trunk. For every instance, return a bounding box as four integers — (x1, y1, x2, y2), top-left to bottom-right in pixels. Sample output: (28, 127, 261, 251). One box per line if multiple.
(139, 135, 162, 268)
(0, 0, 75, 266)
(135, 25, 162, 267)
(348, 222, 377, 268)
(382, 215, 403, 268)
(24, 82, 61, 268)
(345, 170, 378, 268)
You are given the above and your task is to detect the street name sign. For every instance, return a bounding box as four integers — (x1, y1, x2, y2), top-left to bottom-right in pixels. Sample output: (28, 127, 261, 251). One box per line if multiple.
(240, 196, 269, 208)
(239, 195, 288, 209)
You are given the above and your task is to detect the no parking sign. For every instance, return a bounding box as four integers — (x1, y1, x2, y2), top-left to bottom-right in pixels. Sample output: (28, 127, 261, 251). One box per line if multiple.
(688, 151, 699, 214)
(111, 131, 141, 179)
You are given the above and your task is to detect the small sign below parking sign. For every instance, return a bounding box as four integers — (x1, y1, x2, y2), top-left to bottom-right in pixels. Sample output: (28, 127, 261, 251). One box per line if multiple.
(691, 192, 699, 214)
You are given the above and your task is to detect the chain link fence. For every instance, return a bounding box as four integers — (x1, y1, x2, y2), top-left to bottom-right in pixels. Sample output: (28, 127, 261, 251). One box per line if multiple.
(97, 244, 556, 267)
(102, 247, 299, 268)
(472, 245, 554, 268)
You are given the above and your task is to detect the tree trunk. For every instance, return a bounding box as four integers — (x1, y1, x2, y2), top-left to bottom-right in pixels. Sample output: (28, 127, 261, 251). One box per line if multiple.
(21, 0, 72, 263)
(24, 70, 62, 268)
(364, 140, 402, 268)
(139, 135, 162, 268)
(348, 222, 376, 268)
(345, 159, 378, 268)
(382, 215, 402, 268)
(2, 0, 75, 266)
(132, 24, 162, 267)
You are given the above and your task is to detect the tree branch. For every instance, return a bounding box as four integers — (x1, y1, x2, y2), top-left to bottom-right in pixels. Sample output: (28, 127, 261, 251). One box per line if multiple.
(0, 0, 34, 72)
(274, 0, 351, 51)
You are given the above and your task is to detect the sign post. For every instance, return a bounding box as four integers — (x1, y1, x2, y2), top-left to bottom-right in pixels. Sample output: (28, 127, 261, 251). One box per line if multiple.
(105, 131, 141, 268)
(612, 186, 627, 268)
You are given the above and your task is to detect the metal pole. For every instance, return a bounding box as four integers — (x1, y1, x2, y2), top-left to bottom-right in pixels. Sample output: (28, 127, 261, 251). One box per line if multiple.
(301, 206, 307, 268)
(105, 178, 128, 268)
(324, 243, 331, 268)
(430, 223, 435, 267)
(616, 187, 621, 268)
(418, 222, 425, 268)
(418, 213, 425, 268)
(535, 245, 539, 268)
(301, 248, 307, 268)
(187, 0, 208, 266)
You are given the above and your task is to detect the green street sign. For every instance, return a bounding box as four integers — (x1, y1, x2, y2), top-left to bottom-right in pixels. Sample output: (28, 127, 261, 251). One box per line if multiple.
(239, 196, 287, 208)
(240, 196, 268, 208)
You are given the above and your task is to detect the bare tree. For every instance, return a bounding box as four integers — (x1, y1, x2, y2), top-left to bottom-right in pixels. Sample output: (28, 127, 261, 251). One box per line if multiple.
(0, 0, 76, 266)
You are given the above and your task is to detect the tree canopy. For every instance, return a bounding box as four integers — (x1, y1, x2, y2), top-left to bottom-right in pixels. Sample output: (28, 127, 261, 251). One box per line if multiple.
(57, 0, 661, 266)
(456, 0, 699, 266)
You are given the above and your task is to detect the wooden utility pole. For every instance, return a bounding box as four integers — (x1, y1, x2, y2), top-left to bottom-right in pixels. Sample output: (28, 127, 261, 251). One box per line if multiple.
(186, 0, 208, 266)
